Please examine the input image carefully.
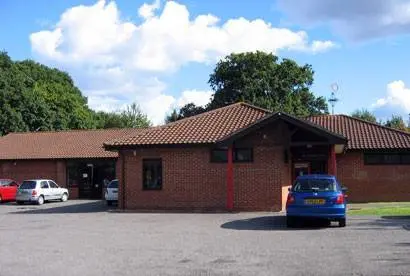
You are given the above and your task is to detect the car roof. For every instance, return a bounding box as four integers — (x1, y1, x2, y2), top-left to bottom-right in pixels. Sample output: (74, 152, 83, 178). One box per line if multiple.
(24, 179, 54, 182)
(296, 174, 336, 180)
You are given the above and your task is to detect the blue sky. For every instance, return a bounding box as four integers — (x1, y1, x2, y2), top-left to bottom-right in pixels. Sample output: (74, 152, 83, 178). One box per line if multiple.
(1, 0, 410, 124)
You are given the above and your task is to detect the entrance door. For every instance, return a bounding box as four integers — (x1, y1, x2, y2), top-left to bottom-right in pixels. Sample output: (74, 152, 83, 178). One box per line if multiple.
(79, 166, 92, 199)
(293, 162, 310, 180)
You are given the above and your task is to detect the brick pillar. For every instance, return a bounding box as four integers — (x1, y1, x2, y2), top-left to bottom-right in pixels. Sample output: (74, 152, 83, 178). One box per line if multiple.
(226, 146, 234, 211)
(328, 145, 337, 176)
(56, 160, 67, 188)
(116, 153, 125, 209)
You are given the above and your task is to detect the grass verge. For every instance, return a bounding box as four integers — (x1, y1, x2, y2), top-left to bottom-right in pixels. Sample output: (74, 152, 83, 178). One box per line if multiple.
(348, 206, 410, 216)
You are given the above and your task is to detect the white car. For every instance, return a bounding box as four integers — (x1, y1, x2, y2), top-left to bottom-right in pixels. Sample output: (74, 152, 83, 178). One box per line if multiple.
(105, 179, 118, 206)
(16, 179, 69, 205)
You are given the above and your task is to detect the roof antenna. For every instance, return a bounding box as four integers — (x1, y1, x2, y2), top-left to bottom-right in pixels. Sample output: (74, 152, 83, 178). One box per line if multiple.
(408, 113, 410, 128)
(328, 83, 339, 115)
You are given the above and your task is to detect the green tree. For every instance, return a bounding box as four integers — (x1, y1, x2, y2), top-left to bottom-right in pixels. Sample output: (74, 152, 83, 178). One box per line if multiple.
(0, 52, 97, 134)
(165, 109, 179, 123)
(165, 103, 206, 123)
(208, 51, 328, 116)
(95, 103, 151, 129)
(351, 109, 377, 123)
(385, 115, 407, 131)
(120, 102, 151, 128)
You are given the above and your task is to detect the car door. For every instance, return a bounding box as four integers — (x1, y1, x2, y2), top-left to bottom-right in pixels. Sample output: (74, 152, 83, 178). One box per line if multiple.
(1, 180, 15, 200)
(0, 181, 9, 200)
(48, 181, 60, 200)
(40, 181, 51, 200)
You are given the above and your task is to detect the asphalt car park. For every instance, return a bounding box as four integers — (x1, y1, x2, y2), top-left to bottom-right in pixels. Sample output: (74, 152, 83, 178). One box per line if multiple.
(0, 200, 409, 276)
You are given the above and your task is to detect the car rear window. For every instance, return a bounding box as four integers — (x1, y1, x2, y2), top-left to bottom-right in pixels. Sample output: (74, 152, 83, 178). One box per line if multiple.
(108, 180, 118, 189)
(292, 179, 337, 192)
(0, 179, 12, 186)
(19, 181, 37, 189)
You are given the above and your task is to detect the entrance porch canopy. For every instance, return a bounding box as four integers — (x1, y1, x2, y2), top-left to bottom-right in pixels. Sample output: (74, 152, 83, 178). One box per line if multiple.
(217, 112, 347, 152)
(216, 112, 348, 211)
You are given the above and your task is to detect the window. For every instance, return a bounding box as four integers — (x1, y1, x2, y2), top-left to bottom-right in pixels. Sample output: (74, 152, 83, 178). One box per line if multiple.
(108, 180, 118, 189)
(40, 181, 49, 189)
(234, 148, 253, 162)
(210, 148, 253, 163)
(19, 181, 36, 189)
(292, 179, 337, 192)
(143, 159, 162, 190)
(364, 152, 410, 165)
(0, 180, 12, 186)
(48, 181, 58, 188)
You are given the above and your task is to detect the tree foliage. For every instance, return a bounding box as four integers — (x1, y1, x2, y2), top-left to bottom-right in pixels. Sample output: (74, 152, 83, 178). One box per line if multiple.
(351, 109, 377, 123)
(0, 52, 150, 135)
(165, 103, 206, 123)
(384, 115, 407, 131)
(165, 51, 329, 123)
(0, 52, 96, 134)
(208, 51, 328, 116)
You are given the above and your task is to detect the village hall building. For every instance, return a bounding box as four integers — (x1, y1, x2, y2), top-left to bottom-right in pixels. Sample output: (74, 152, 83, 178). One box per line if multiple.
(1, 102, 410, 211)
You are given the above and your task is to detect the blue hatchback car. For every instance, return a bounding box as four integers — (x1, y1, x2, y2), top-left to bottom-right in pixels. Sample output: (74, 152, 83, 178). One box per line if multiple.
(286, 174, 347, 228)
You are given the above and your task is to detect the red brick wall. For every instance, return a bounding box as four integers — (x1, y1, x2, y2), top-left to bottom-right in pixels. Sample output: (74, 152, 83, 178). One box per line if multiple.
(0, 160, 63, 185)
(337, 152, 410, 202)
(56, 160, 67, 188)
(118, 122, 291, 212)
(233, 122, 290, 211)
(119, 148, 226, 211)
(233, 146, 288, 211)
(116, 154, 125, 209)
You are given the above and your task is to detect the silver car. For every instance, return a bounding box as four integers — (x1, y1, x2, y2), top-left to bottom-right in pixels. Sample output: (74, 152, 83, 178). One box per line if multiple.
(16, 179, 69, 205)
(105, 179, 118, 206)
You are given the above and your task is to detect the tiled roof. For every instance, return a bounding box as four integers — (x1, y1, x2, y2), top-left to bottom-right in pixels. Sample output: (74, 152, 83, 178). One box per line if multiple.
(106, 103, 410, 151)
(306, 115, 410, 150)
(2, 104, 410, 160)
(104, 103, 269, 147)
(0, 128, 146, 160)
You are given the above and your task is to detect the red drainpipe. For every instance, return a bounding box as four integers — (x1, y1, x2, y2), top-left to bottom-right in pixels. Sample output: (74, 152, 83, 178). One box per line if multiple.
(226, 145, 234, 211)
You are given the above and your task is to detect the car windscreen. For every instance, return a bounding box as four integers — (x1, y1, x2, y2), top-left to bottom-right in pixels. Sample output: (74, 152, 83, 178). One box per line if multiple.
(108, 180, 118, 189)
(0, 179, 12, 186)
(19, 181, 37, 189)
(292, 179, 337, 192)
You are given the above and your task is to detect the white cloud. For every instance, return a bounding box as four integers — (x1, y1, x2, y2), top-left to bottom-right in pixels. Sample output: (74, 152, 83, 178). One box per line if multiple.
(176, 90, 213, 108)
(138, 0, 160, 19)
(277, 0, 410, 41)
(29, 0, 337, 125)
(372, 80, 410, 118)
(30, 0, 336, 71)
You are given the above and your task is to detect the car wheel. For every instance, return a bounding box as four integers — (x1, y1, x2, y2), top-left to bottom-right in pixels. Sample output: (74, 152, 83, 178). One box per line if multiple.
(60, 193, 68, 202)
(37, 195, 44, 205)
(0, 194, 2, 203)
(17, 201, 24, 205)
(338, 218, 346, 227)
(286, 216, 295, 228)
(107, 200, 112, 206)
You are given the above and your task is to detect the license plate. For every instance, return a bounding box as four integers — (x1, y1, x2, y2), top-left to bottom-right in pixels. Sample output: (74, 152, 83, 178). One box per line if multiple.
(304, 199, 325, 205)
